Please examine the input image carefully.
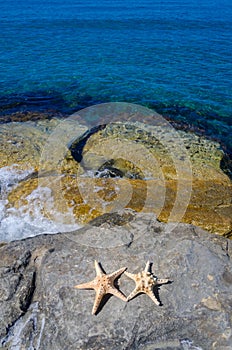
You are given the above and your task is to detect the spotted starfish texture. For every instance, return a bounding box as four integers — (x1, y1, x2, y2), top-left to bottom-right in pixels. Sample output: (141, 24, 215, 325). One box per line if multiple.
(125, 261, 169, 305)
(74, 260, 127, 314)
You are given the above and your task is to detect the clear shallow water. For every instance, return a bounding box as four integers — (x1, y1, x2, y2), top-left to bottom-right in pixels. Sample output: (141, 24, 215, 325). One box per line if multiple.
(0, 0, 231, 140)
(0, 165, 82, 241)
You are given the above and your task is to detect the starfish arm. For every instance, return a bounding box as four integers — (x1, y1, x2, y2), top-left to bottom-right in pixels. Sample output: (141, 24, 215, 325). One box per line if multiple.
(126, 286, 141, 301)
(94, 260, 104, 276)
(124, 271, 136, 281)
(157, 278, 169, 284)
(92, 288, 104, 315)
(145, 261, 151, 273)
(74, 280, 95, 290)
(108, 286, 127, 302)
(108, 267, 127, 280)
(146, 289, 160, 305)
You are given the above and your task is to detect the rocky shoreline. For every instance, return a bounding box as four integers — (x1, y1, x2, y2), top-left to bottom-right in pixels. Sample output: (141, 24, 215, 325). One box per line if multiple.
(0, 210, 232, 349)
(1, 111, 231, 238)
(0, 108, 232, 349)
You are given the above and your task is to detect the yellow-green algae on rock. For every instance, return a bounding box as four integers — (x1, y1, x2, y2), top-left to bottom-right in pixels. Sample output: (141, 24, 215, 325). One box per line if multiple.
(1, 119, 232, 237)
(0, 118, 85, 173)
(7, 175, 231, 236)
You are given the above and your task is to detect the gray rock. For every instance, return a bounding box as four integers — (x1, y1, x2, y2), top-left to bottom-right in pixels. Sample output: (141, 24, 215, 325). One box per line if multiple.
(0, 210, 232, 350)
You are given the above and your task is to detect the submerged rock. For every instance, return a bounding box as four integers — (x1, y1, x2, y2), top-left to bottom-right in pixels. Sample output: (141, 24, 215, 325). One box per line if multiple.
(0, 211, 232, 349)
(4, 120, 232, 236)
(6, 175, 232, 236)
(0, 118, 86, 173)
(80, 122, 228, 180)
(1, 115, 231, 237)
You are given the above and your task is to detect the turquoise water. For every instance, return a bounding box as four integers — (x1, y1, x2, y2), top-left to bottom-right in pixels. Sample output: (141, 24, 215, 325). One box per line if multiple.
(0, 0, 231, 151)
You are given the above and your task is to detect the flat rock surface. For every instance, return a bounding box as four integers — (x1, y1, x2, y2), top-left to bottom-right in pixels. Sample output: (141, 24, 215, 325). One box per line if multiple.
(0, 210, 232, 350)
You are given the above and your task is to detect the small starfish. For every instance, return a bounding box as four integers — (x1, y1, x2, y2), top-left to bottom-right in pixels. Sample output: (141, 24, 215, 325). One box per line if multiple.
(74, 260, 127, 314)
(125, 261, 169, 305)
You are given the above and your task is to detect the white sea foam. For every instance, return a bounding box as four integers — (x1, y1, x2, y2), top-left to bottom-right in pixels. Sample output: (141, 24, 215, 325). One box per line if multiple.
(180, 339, 203, 350)
(0, 164, 34, 198)
(0, 165, 81, 242)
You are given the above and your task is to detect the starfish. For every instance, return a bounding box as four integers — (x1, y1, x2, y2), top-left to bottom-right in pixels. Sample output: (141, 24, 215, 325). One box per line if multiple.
(74, 260, 127, 315)
(125, 261, 169, 305)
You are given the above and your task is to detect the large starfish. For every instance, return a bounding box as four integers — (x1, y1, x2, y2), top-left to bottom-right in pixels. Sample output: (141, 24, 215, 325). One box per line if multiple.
(125, 261, 169, 305)
(74, 260, 127, 314)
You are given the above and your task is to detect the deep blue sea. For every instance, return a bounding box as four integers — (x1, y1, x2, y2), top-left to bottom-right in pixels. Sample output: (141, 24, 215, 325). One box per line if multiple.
(0, 0, 231, 152)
